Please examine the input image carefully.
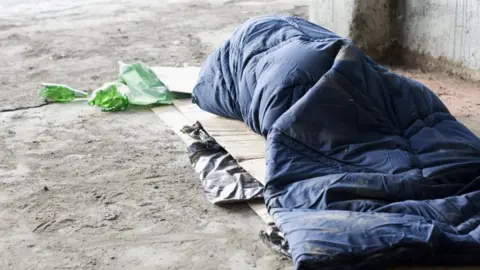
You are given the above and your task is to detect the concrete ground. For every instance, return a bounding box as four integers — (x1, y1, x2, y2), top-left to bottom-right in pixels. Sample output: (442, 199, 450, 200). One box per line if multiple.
(1, 1, 479, 270)
(0, 1, 308, 269)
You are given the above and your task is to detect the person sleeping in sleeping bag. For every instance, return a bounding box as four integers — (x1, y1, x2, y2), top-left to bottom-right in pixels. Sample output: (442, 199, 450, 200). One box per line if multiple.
(192, 15, 480, 270)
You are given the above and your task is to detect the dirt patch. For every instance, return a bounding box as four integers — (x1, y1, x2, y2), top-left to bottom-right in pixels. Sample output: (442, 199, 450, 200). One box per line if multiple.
(393, 68, 480, 135)
(0, 103, 292, 270)
(0, 0, 308, 111)
(0, 0, 308, 269)
(394, 68, 480, 124)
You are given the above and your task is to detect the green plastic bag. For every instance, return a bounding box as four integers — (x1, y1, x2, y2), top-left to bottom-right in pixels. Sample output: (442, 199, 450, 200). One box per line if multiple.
(40, 83, 87, 102)
(118, 61, 173, 105)
(88, 82, 129, 112)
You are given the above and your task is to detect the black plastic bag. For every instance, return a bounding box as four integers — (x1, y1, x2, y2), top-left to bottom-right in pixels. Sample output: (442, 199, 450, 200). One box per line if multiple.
(182, 122, 264, 204)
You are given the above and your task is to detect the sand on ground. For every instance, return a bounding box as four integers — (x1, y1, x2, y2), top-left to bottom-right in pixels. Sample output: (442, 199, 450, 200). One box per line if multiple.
(0, 1, 308, 269)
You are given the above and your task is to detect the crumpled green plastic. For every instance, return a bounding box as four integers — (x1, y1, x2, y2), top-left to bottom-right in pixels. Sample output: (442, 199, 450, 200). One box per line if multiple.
(88, 82, 129, 111)
(40, 83, 88, 102)
(118, 61, 173, 105)
(44, 61, 184, 112)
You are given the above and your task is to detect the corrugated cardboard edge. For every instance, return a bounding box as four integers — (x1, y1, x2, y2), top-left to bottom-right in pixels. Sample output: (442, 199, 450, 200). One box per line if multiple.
(152, 105, 272, 225)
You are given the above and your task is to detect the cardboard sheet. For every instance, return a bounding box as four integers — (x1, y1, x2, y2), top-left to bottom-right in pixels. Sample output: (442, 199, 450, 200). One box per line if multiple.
(173, 100, 266, 161)
(152, 104, 271, 224)
(151, 66, 200, 94)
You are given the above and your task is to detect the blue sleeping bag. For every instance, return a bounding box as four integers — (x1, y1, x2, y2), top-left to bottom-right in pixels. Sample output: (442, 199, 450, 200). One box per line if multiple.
(192, 15, 480, 269)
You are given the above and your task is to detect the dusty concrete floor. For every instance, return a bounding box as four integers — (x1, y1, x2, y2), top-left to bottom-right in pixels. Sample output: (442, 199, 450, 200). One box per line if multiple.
(0, 1, 308, 269)
(392, 68, 480, 135)
(1, 1, 479, 270)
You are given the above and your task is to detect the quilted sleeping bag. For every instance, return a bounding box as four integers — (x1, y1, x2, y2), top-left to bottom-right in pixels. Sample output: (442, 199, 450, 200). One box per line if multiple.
(192, 15, 480, 269)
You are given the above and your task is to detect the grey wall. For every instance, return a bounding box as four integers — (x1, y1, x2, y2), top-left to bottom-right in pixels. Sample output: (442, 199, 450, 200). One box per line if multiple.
(309, 0, 393, 59)
(309, 0, 480, 77)
(399, 0, 480, 71)
(309, 0, 356, 38)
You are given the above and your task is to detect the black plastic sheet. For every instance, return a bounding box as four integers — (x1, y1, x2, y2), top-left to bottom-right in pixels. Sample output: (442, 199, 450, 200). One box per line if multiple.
(260, 223, 290, 259)
(182, 122, 264, 204)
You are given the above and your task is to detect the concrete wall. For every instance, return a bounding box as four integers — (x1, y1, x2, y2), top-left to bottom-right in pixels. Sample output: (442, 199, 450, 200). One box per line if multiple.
(309, 0, 480, 78)
(309, 0, 394, 59)
(309, 0, 356, 38)
(398, 0, 480, 71)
